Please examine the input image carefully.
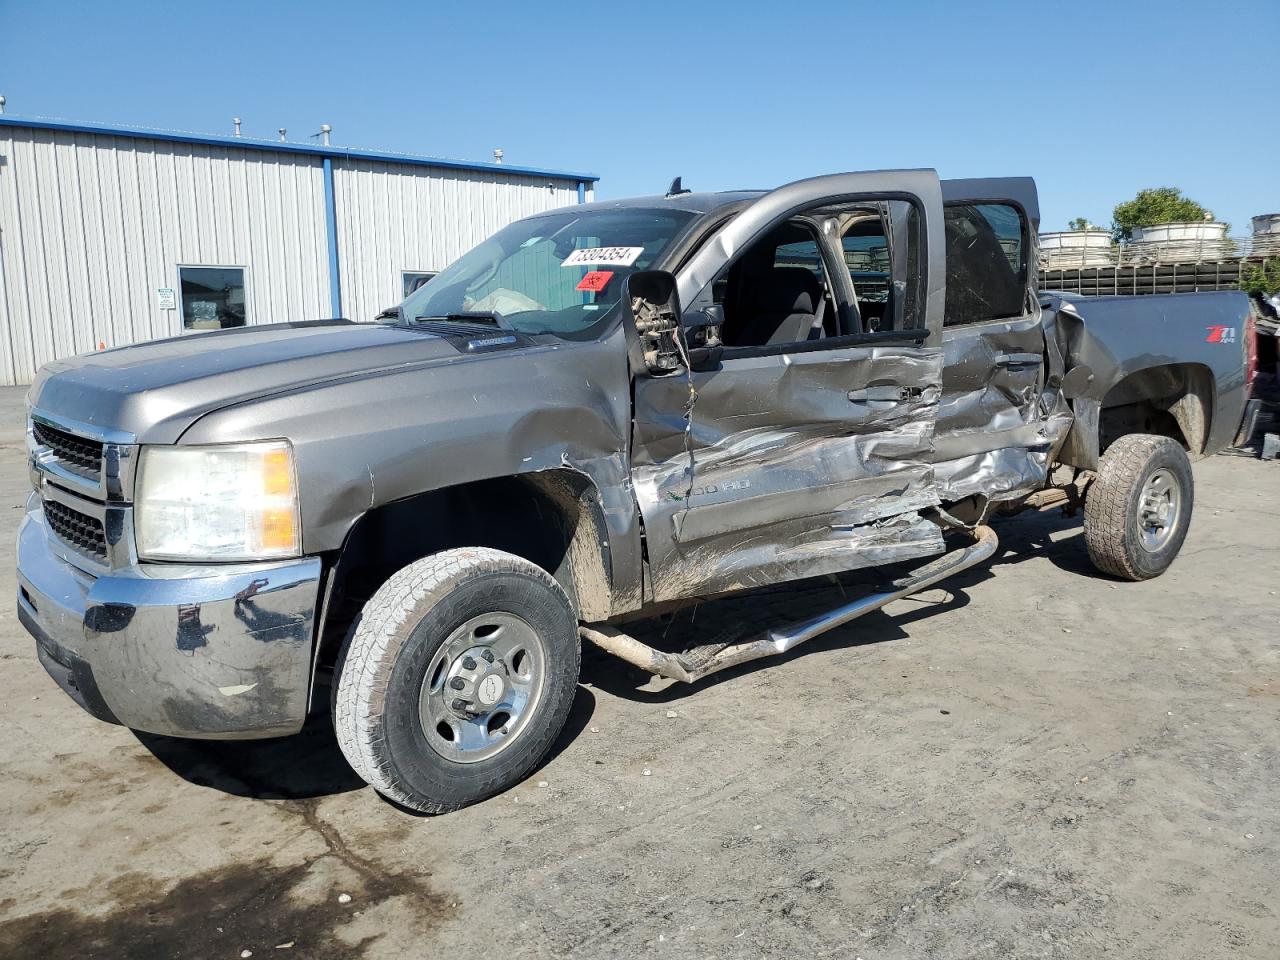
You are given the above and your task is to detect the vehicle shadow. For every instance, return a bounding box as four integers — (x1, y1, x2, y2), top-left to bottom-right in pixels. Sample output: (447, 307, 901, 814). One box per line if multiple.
(135, 710, 366, 800)
(586, 507, 1096, 703)
(993, 506, 1096, 578)
(136, 681, 598, 804)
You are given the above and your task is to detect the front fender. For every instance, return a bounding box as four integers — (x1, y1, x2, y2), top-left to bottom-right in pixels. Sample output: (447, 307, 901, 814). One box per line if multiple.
(178, 324, 646, 613)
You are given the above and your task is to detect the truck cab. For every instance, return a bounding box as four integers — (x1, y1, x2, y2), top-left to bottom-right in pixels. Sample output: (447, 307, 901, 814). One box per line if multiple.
(19, 169, 1251, 813)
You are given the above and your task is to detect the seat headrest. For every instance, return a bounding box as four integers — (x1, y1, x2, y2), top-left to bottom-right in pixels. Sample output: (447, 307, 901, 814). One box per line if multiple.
(746, 267, 821, 315)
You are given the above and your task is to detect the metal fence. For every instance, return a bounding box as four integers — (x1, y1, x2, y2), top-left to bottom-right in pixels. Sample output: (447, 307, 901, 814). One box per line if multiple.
(1039, 232, 1280, 271)
(1038, 261, 1249, 296)
(1038, 232, 1280, 296)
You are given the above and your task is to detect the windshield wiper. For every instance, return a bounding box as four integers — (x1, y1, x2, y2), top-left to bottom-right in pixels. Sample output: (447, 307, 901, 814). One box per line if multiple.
(414, 311, 508, 328)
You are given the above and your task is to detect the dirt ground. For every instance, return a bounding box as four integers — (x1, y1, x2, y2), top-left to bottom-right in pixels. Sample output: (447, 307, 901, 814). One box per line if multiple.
(0, 385, 1276, 960)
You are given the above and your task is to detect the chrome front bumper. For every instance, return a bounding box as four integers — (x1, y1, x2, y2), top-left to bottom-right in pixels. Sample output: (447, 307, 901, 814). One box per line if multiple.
(17, 495, 323, 739)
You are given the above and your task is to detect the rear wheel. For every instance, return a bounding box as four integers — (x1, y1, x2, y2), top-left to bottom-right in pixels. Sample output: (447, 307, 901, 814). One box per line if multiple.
(1084, 434, 1194, 581)
(333, 548, 580, 813)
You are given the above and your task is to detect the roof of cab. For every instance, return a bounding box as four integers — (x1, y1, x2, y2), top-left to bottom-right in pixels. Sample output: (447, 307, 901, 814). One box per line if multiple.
(564, 177, 1037, 220)
(532, 175, 1039, 222)
(572, 190, 766, 215)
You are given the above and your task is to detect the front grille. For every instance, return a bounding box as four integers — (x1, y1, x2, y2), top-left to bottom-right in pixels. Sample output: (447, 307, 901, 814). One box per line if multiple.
(33, 420, 103, 480)
(44, 499, 108, 561)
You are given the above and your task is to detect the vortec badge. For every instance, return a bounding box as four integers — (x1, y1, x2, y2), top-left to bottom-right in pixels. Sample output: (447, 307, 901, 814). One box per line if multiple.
(1205, 325, 1237, 344)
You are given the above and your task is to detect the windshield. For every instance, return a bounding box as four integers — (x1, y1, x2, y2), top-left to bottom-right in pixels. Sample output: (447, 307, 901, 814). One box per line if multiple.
(396, 207, 696, 337)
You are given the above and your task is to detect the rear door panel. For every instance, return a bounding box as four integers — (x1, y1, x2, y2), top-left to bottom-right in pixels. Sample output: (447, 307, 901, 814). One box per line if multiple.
(934, 179, 1072, 501)
(933, 314, 1061, 500)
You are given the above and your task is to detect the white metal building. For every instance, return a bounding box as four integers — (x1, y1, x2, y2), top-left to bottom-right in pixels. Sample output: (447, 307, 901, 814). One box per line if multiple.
(0, 116, 597, 385)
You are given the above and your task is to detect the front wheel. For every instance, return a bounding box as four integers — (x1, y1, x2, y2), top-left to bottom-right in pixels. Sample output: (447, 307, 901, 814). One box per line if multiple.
(333, 548, 580, 813)
(1084, 434, 1194, 581)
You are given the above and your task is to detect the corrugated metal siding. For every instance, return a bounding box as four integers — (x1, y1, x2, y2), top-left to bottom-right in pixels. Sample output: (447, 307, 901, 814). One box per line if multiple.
(0, 123, 589, 385)
(333, 159, 582, 322)
(0, 127, 330, 385)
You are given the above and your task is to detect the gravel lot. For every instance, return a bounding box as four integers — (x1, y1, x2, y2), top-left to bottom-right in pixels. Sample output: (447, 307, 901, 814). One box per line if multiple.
(0, 385, 1276, 959)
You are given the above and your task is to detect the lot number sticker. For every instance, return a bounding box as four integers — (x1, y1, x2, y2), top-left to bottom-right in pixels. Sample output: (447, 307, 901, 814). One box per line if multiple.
(561, 246, 644, 268)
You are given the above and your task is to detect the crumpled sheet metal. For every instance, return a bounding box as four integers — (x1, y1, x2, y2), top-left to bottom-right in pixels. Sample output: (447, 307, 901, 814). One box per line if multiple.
(631, 345, 947, 601)
(633, 347, 943, 462)
(931, 401, 1073, 502)
(644, 512, 945, 601)
(930, 314, 1071, 502)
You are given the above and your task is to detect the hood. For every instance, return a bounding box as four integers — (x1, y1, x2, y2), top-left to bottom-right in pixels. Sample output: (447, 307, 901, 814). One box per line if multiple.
(28, 320, 524, 444)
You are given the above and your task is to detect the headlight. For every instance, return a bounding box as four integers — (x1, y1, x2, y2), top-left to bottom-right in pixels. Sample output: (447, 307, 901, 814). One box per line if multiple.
(135, 441, 300, 561)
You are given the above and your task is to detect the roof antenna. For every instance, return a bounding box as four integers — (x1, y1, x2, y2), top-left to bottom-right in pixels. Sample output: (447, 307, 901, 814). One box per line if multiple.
(666, 176, 691, 198)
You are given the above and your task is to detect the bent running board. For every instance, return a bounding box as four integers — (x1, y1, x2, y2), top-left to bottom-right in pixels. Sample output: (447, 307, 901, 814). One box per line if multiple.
(581, 525, 998, 684)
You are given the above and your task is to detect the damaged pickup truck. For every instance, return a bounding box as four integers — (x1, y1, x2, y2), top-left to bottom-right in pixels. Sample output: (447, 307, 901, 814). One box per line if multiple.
(19, 171, 1253, 812)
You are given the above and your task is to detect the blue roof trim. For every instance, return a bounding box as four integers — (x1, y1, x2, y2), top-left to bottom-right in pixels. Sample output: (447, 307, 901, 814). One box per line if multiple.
(322, 158, 343, 318)
(0, 115, 599, 183)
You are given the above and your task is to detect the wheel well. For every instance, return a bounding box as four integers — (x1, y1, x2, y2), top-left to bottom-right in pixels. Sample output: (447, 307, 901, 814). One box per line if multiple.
(314, 470, 612, 672)
(1098, 363, 1213, 459)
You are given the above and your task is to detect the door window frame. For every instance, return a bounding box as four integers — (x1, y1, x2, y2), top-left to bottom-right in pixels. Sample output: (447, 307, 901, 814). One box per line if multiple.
(715, 214, 851, 352)
(686, 194, 932, 361)
(830, 198, 926, 336)
(939, 198, 1035, 329)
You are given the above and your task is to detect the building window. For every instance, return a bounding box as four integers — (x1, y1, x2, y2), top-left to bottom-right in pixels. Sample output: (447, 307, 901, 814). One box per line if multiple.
(179, 266, 247, 331)
(402, 271, 437, 298)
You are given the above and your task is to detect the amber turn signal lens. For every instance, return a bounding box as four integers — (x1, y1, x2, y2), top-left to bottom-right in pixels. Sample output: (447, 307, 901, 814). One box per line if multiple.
(260, 508, 298, 552)
(263, 448, 294, 497)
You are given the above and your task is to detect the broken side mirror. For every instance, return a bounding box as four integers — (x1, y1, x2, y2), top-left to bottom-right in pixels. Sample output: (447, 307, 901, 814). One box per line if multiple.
(624, 270, 686, 377)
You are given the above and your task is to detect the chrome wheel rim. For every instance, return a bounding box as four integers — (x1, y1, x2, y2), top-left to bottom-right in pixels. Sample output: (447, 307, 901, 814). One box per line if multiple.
(418, 612, 547, 764)
(1136, 467, 1181, 552)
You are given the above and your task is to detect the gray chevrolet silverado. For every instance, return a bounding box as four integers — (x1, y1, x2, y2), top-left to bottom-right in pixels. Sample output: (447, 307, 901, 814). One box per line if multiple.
(19, 171, 1253, 812)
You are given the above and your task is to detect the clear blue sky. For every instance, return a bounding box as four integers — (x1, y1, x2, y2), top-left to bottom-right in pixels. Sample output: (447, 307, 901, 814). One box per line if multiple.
(2, 0, 1276, 233)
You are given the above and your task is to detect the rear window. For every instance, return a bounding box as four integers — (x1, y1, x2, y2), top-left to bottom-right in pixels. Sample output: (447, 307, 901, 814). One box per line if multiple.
(943, 203, 1027, 326)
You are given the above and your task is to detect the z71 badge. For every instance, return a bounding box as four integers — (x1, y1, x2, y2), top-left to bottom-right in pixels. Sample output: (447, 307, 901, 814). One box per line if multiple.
(1205, 325, 1237, 344)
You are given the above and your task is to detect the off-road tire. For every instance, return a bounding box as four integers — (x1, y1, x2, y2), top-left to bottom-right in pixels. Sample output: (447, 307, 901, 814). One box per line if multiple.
(1084, 434, 1194, 581)
(332, 547, 580, 813)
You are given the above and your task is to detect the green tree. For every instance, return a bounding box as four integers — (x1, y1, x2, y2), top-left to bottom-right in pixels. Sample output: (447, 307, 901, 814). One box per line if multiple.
(1112, 187, 1210, 242)
(1067, 217, 1094, 231)
(1240, 258, 1280, 297)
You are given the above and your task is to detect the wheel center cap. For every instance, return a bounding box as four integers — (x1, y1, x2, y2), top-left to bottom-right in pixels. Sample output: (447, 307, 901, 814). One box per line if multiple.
(477, 673, 505, 706)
